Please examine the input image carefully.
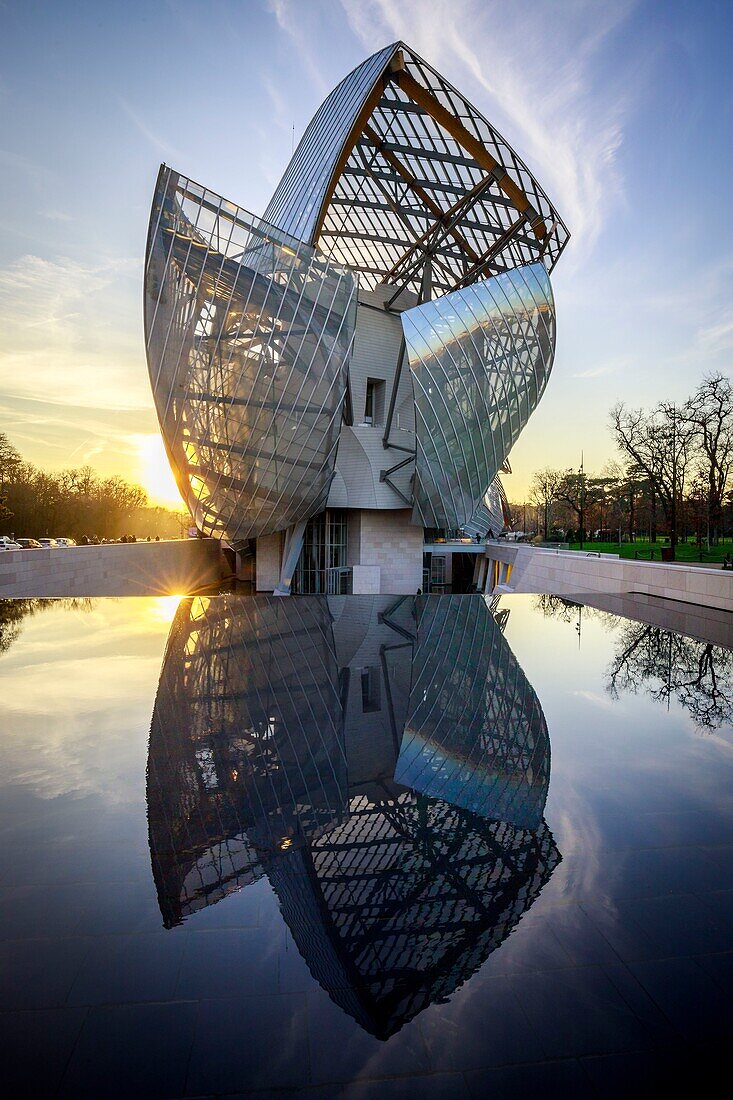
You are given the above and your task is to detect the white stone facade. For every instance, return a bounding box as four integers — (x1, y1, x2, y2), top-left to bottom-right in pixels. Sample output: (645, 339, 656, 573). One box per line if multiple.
(255, 508, 423, 595)
(483, 543, 733, 617)
(352, 509, 423, 595)
(0, 540, 224, 598)
(255, 532, 283, 592)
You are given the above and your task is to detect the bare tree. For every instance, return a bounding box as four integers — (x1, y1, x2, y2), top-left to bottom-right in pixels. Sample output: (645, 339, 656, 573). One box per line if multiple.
(555, 469, 584, 538)
(611, 402, 695, 554)
(0, 434, 21, 522)
(0, 434, 184, 541)
(535, 597, 733, 730)
(529, 467, 561, 539)
(683, 373, 733, 545)
(0, 433, 21, 486)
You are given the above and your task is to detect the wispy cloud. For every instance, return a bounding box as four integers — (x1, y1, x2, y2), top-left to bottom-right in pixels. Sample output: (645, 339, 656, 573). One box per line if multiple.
(573, 354, 633, 380)
(697, 311, 733, 356)
(339, 0, 638, 263)
(255, 73, 298, 188)
(0, 148, 56, 194)
(571, 689, 618, 711)
(267, 0, 330, 96)
(0, 253, 150, 416)
(39, 209, 73, 223)
(117, 96, 182, 160)
(621, 253, 733, 369)
(0, 392, 157, 476)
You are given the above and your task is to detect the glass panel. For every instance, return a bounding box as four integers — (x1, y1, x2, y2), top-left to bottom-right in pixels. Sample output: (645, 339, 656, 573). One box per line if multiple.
(263, 44, 397, 244)
(396, 595, 550, 830)
(148, 595, 346, 925)
(144, 168, 358, 542)
(148, 592, 557, 1033)
(401, 263, 556, 529)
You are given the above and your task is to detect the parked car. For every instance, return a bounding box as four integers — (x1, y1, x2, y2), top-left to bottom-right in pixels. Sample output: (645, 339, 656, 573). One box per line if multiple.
(38, 538, 58, 548)
(54, 537, 77, 547)
(15, 538, 42, 549)
(0, 538, 20, 551)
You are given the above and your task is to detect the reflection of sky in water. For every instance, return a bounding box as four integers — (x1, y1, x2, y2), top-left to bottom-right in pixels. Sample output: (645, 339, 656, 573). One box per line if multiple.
(2, 592, 730, 872)
(0, 597, 175, 803)
(1, 593, 733, 1091)
(502, 597, 733, 904)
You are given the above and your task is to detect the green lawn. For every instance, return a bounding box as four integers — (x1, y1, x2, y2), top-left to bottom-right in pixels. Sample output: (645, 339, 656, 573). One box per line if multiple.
(566, 538, 733, 563)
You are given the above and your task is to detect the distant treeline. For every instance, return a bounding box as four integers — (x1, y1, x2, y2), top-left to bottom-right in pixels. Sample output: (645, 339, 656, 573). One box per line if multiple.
(0, 434, 185, 541)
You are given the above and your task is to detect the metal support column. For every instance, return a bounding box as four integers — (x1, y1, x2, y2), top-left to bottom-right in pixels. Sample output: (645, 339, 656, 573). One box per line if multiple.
(273, 519, 307, 596)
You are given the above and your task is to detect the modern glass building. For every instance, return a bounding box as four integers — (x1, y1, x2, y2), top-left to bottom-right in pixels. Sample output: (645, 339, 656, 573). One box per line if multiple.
(144, 42, 568, 593)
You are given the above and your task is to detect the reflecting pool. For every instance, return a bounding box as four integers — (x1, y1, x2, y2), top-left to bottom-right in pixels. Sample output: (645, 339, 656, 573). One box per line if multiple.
(1, 593, 732, 1096)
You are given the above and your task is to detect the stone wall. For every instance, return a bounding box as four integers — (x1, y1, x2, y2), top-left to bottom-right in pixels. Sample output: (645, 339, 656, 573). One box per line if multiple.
(357, 509, 423, 594)
(351, 565, 381, 594)
(0, 539, 225, 598)
(483, 543, 733, 616)
(255, 532, 283, 591)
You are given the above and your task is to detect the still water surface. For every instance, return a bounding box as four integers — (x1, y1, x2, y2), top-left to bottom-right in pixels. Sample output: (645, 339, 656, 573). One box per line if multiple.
(1, 593, 732, 1097)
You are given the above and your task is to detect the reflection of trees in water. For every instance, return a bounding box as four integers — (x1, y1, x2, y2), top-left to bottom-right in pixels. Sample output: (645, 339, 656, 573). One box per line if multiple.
(533, 594, 733, 731)
(533, 593, 579, 624)
(607, 624, 733, 730)
(0, 597, 95, 656)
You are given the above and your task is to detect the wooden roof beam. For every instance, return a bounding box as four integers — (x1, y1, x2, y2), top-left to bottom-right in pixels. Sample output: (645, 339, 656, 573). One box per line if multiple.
(380, 172, 496, 285)
(451, 213, 529, 290)
(361, 122, 480, 265)
(392, 69, 548, 241)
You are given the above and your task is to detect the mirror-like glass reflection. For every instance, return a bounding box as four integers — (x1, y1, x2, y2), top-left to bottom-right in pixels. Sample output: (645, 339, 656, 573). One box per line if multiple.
(3, 592, 733, 1096)
(535, 594, 733, 730)
(0, 596, 94, 654)
(148, 594, 560, 1037)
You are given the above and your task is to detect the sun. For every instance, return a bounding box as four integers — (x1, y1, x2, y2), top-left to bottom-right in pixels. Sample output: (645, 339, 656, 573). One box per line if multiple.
(132, 434, 184, 509)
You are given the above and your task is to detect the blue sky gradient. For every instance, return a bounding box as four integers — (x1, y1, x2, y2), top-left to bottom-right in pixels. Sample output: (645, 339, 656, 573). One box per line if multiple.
(1, 0, 731, 502)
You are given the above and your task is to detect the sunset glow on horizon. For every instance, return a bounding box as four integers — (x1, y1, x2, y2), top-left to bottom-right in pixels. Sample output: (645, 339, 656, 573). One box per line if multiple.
(1, 1, 732, 500)
(132, 434, 184, 510)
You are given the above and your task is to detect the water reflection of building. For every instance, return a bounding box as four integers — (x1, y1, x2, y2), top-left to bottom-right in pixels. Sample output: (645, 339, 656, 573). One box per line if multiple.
(147, 595, 560, 1036)
(147, 598, 346, 927)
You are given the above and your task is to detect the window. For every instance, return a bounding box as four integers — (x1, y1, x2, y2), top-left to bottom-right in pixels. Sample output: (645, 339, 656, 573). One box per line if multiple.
(327, 510, 347, 569)
(431, 555, 446, 586)
(364, 378, 385, 426)
(360, 666, 381, 713)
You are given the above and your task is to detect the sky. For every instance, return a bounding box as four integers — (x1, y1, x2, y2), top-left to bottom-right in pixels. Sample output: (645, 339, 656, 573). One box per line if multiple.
(1, 0, 732, 505)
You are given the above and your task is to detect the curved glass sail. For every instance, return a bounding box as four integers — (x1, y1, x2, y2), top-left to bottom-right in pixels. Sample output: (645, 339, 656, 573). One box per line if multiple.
(147, 595, 346, 927)
(397, 596, 550, 830)
(147, 594, 560, 1034)
(144, 167, 358, 541)
(465, 476, 508, 537)
(263, 43, 398, 246)
(401, 263, 556, 529)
